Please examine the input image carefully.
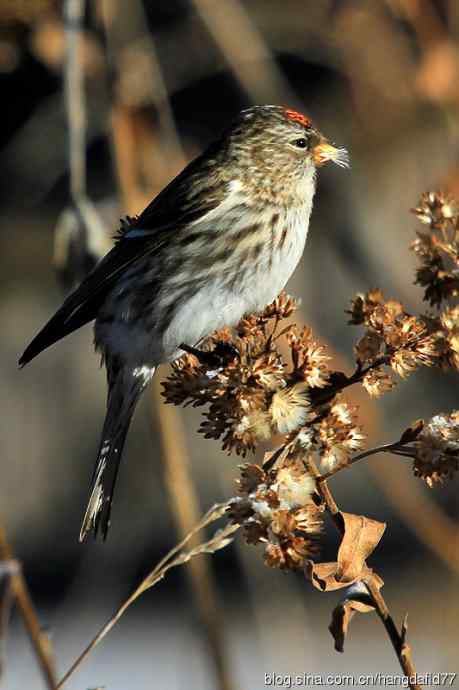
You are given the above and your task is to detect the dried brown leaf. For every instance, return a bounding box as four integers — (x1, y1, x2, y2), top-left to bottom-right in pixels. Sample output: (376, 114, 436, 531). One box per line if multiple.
(336, 513, 386, 583)
(305, 513, 385, 591)
(305, 561, 348, 591)
(329, 597, 375, 652)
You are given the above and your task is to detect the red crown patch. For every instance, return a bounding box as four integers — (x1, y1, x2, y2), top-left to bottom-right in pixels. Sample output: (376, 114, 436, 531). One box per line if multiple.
(284, 108, 312, 128)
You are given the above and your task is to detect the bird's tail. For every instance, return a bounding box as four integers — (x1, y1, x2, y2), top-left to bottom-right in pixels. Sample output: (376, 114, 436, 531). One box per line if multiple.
(80, 361, 155, 542)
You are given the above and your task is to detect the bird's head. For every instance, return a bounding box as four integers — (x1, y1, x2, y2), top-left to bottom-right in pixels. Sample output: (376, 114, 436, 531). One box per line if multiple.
(223, 105, 348, 204)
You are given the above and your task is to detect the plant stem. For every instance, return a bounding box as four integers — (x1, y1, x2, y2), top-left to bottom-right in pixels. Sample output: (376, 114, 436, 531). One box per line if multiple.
(304, 457, 422, 690)
(320, 443, 413, 480)
(364, 578, 421, 690)
(0, 526, 57, 690)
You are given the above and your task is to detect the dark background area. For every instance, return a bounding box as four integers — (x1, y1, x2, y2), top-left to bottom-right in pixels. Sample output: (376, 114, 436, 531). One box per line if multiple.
(1, 1, 458, 688)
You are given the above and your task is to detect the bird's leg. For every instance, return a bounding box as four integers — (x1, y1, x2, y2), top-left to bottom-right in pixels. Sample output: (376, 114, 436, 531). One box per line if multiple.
(180, 341, 240, 369)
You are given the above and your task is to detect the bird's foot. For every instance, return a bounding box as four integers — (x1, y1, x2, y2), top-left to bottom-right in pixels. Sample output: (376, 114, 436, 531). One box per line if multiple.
(180, 341, 240, 369)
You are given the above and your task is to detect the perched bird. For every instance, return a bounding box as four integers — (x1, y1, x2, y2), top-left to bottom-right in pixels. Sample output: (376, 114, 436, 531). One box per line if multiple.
(19, 105, 348, 541)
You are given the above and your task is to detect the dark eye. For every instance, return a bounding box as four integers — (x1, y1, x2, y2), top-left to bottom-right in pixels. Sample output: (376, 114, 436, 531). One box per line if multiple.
(294, 138, 308, 149)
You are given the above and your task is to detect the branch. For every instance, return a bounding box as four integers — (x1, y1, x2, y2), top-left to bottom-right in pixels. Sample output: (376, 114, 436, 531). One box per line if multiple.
(61, 0, 109, 271)
(0, 526, 57, 690)
(152, 378, 236, 690)
(64, 0, 86, 201)
(309, 355, 392, 409)
(364, 577, 420, 688)
(320, 442, 413, 480)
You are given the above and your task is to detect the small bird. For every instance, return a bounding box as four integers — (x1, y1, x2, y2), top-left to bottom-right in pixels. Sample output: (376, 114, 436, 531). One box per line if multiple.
(19, 105, 348, 541)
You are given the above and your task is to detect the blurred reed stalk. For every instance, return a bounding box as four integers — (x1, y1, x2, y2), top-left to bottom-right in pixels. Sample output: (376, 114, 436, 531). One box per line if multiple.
(112, 121, 234, 689)
(56, 503, 237, 689)
(99, 2, 235, 686)
(153, 378, 234, 690)
(369, 461, 459, 574)
(192, 0, 296, 105)
(0, 525, 57, 690)
(61, 0, 108, 270)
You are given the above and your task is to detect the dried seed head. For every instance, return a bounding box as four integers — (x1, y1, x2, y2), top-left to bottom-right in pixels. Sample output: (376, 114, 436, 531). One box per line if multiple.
(354, 331, 383, 364)
(270, 383, 312, 434)
(273, 464, 316, 510)
(411, 192, 459, 305)
(230, 459, 322, 571)
(362, 369, 395, 398)
(413, 411, 459, 486)
(319, 400, 365, 472)
(163, 293, 333, 454)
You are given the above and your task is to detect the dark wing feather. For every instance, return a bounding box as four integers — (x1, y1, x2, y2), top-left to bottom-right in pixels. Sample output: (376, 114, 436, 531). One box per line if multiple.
(19, 144, 227, 367)
(120, 136, 226, 236)
(19, 238, 158, 366)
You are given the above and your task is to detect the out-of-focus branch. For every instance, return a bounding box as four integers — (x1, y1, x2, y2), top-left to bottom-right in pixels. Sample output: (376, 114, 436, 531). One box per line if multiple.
(0, 526, 57, 690)
(369, 462, 459, 575)
(104, 19, 235, 683)
(153, 378, 235, 690)
(100, 0, 186, 175)
(65, 0, 86, 201)
(59, 0, 110, 287)
(192, 0, 298, 105)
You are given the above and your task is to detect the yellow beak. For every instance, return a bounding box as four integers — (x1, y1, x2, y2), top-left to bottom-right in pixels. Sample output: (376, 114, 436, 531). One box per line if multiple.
(313, 142, 349, 169)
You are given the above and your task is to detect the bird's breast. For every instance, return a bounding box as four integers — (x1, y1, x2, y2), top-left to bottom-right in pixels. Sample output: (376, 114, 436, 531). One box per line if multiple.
(254, 202, 312, 306)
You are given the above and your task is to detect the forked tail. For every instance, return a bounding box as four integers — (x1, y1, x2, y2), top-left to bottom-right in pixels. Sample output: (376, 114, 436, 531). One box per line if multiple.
(80, 362, 155, 541)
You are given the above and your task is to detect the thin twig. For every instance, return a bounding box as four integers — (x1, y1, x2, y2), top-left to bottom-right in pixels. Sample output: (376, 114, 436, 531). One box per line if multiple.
(0, 526, 57, 690)
(364, 576, 421, 690)
(304, 456, 422, 690)
(305, 456, 340, 517)
(320, 442, 412, 480)
(317, 412, 459, 575)
(56, 503, 236, 689)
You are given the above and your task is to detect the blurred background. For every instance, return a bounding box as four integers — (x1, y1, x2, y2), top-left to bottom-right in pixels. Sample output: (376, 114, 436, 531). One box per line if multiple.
(1, 0, 459, 688)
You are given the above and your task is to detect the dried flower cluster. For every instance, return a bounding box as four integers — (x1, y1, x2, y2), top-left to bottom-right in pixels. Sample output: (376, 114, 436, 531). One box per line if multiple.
(348, 289, 441, 387)
(229, 459, 323, 569)
(163, 293, 335, 455)
(345, 191, 459, 395)
(317, 400, 365, 471)
(393, 412, 459, 487)
(412, 191, 459, 306)
(163, 190, 459, 577)
(413, 411, 459, 485)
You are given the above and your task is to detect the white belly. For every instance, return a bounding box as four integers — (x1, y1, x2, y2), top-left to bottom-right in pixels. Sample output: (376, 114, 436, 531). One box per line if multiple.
(161, 204, 311, 361)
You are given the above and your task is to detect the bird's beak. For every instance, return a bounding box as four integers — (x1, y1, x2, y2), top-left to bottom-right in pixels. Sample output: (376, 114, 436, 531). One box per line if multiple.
(313, 141, 349, 169)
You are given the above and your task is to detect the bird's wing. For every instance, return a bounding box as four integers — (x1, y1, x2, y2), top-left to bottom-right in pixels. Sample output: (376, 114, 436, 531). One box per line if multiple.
(19, 147, 227, 367)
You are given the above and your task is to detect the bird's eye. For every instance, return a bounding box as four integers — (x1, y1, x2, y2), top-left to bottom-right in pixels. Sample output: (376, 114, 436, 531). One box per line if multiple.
(293, 138, 308, 149)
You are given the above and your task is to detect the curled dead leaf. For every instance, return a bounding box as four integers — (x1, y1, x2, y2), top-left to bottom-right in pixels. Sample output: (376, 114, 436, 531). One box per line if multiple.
(330, 597, 373, 652)
(305, 561, 350, 591)
(305, 512, 385, 591)
(336, 512, 386, 583)
(328, 578, 384, 652)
